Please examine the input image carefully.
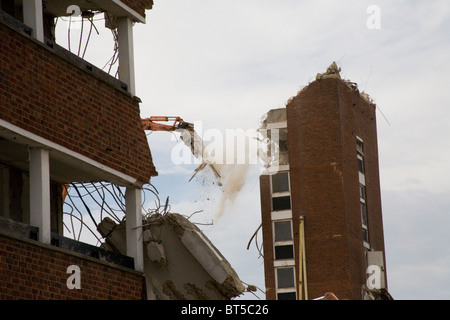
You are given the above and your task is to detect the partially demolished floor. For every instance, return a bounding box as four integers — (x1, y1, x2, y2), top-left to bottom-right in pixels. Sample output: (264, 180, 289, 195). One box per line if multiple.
(98, 212, 245, 300)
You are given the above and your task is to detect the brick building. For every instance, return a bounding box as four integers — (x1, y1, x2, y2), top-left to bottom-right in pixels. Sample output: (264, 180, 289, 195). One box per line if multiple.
(259, 63, 389, 300)
(0, 0, 156, 299)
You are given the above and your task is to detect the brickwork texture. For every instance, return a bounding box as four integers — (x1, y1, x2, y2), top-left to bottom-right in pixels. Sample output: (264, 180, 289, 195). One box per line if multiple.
(0, 22, 156, 183)
(261, 77, 386, 300)
(0, 234, 145, 299)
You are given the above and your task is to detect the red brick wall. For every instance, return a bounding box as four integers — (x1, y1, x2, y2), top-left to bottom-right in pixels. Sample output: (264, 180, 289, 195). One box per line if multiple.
(338, 80, 386, 296)
(259, 175, 276, 300)
(0, 234, 145, 299)
(0, 22, 156, 183)
(287, 78, 352, 299)
(283, 78, 385, 300)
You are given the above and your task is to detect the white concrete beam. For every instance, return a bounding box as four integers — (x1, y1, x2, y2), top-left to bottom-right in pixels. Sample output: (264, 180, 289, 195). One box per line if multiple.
(125, 187, 144, 272)
(23, 0, 44, 42)
(117, 17, 136, 96)
(0, 119, 143, 188)
(29, 148, 51, 244)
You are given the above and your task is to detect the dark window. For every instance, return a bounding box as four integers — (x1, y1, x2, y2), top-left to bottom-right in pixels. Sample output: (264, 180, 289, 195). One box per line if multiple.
(357, 139, 364, 156)
(360, 202, 368, 226)
(358, 156, 365, 173)
(274, 221, 292, 242)
(277, 267, 295, 288)
(279, 128, 289, 153)
(275, 245, 294, 260)
(359, 184, 366, 200)
(357, 139, 365, 173)
(272, 172, 289, 193)
(272, 196, 291, 211)
(277, 292, 297, 300)
(362, 228, 369, 243)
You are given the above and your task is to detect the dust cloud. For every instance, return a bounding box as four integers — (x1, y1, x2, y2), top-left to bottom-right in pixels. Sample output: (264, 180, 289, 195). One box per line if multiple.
(214, 164, 250, 221)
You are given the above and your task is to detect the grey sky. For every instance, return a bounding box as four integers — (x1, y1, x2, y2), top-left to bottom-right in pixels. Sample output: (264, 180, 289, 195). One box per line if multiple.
(58, 0, 450, 300)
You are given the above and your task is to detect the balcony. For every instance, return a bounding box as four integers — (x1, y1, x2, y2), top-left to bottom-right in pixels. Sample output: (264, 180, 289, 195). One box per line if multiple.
(0, 1, 155, 273)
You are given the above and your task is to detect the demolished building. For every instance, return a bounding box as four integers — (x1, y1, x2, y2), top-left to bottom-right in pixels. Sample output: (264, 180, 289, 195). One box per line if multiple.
(259, 63, 390, 300)
(0, 0, 157, 299)
(0, 0, 244, 300)
(0, 0, 159, 299)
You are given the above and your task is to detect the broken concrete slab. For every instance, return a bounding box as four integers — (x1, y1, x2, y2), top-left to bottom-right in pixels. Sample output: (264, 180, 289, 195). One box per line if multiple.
(97, 212, 245, 300)
(147, 241, 166, 267)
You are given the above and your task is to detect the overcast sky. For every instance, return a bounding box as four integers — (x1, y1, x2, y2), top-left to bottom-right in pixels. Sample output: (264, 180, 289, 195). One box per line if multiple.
(59, 0, 450, 300)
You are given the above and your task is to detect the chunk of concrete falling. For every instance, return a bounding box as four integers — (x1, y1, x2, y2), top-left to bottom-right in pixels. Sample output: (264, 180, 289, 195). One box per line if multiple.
(179, 126, 223, 185)
(97, 214, 245, 300)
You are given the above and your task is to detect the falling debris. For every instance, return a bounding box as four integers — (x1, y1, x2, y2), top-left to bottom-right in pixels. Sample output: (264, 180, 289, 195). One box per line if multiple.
(179, 126, 223, 184)
(141, 116, 222, 184)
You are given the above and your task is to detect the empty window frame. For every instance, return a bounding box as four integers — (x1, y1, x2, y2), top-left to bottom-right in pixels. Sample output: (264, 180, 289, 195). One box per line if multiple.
(266, 128, 289, 165)
(273, 220, 294, 260)
(271, 172, 290, 193)
(274, 220, 293, 242)
(359, 184, 366, 200)
(357, 138, 365, 174)
(361, 203, 370, 245)
(272, 196, 291, 211)
(360, 201, 368, 228)
(276, 267, 295, 289)
(357, 139, 364, 156)
(357, 155, 365, 173)
(362, 227, 370, 245)
(359, 183, 370, 246)
(274, 245, 294, 260)
(277, 291, 297, 300)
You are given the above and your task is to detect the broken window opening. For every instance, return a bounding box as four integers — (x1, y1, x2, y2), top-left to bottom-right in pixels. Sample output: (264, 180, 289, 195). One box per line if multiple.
(360, 202, 368, 226)
(272, 196, 291, 211)
(276, 267, 295, 289)
(357, 138, 365, 174)
(54, 11, 120, 77)
(273, 220, 292, 242)
(277, 291, 297, 300)
(271, 172, 290, 194)
(357, 156, 365, 173)
(274, 244, 294, 260)
(359, 184, 366, 200)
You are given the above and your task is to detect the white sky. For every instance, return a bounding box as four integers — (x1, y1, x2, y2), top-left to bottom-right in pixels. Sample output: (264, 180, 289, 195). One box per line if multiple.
(58, 0, 450, 300)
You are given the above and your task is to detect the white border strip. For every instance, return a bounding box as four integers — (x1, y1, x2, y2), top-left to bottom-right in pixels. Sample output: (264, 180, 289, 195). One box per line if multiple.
(0, 118, 141, 187)
(112, 0, 146, 23)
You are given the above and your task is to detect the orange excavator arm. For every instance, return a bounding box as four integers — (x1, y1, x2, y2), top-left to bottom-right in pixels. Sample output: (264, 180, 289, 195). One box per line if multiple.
(141, 116, 193, 132)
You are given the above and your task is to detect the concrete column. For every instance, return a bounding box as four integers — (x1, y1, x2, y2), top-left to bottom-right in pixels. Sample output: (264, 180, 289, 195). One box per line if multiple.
(23, 0, 44, 42)
(117, 17, 136, 96)
(29, 148, 51, 244)
(125, 187, 143, 272)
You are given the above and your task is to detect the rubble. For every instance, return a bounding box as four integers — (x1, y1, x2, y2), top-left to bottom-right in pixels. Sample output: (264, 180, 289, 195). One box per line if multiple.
(316, 61, 342, 80)
(97, 212, 245, 300)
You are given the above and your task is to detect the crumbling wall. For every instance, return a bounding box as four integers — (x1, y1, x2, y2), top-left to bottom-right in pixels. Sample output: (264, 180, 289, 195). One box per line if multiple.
(0, 19, 156, 183)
